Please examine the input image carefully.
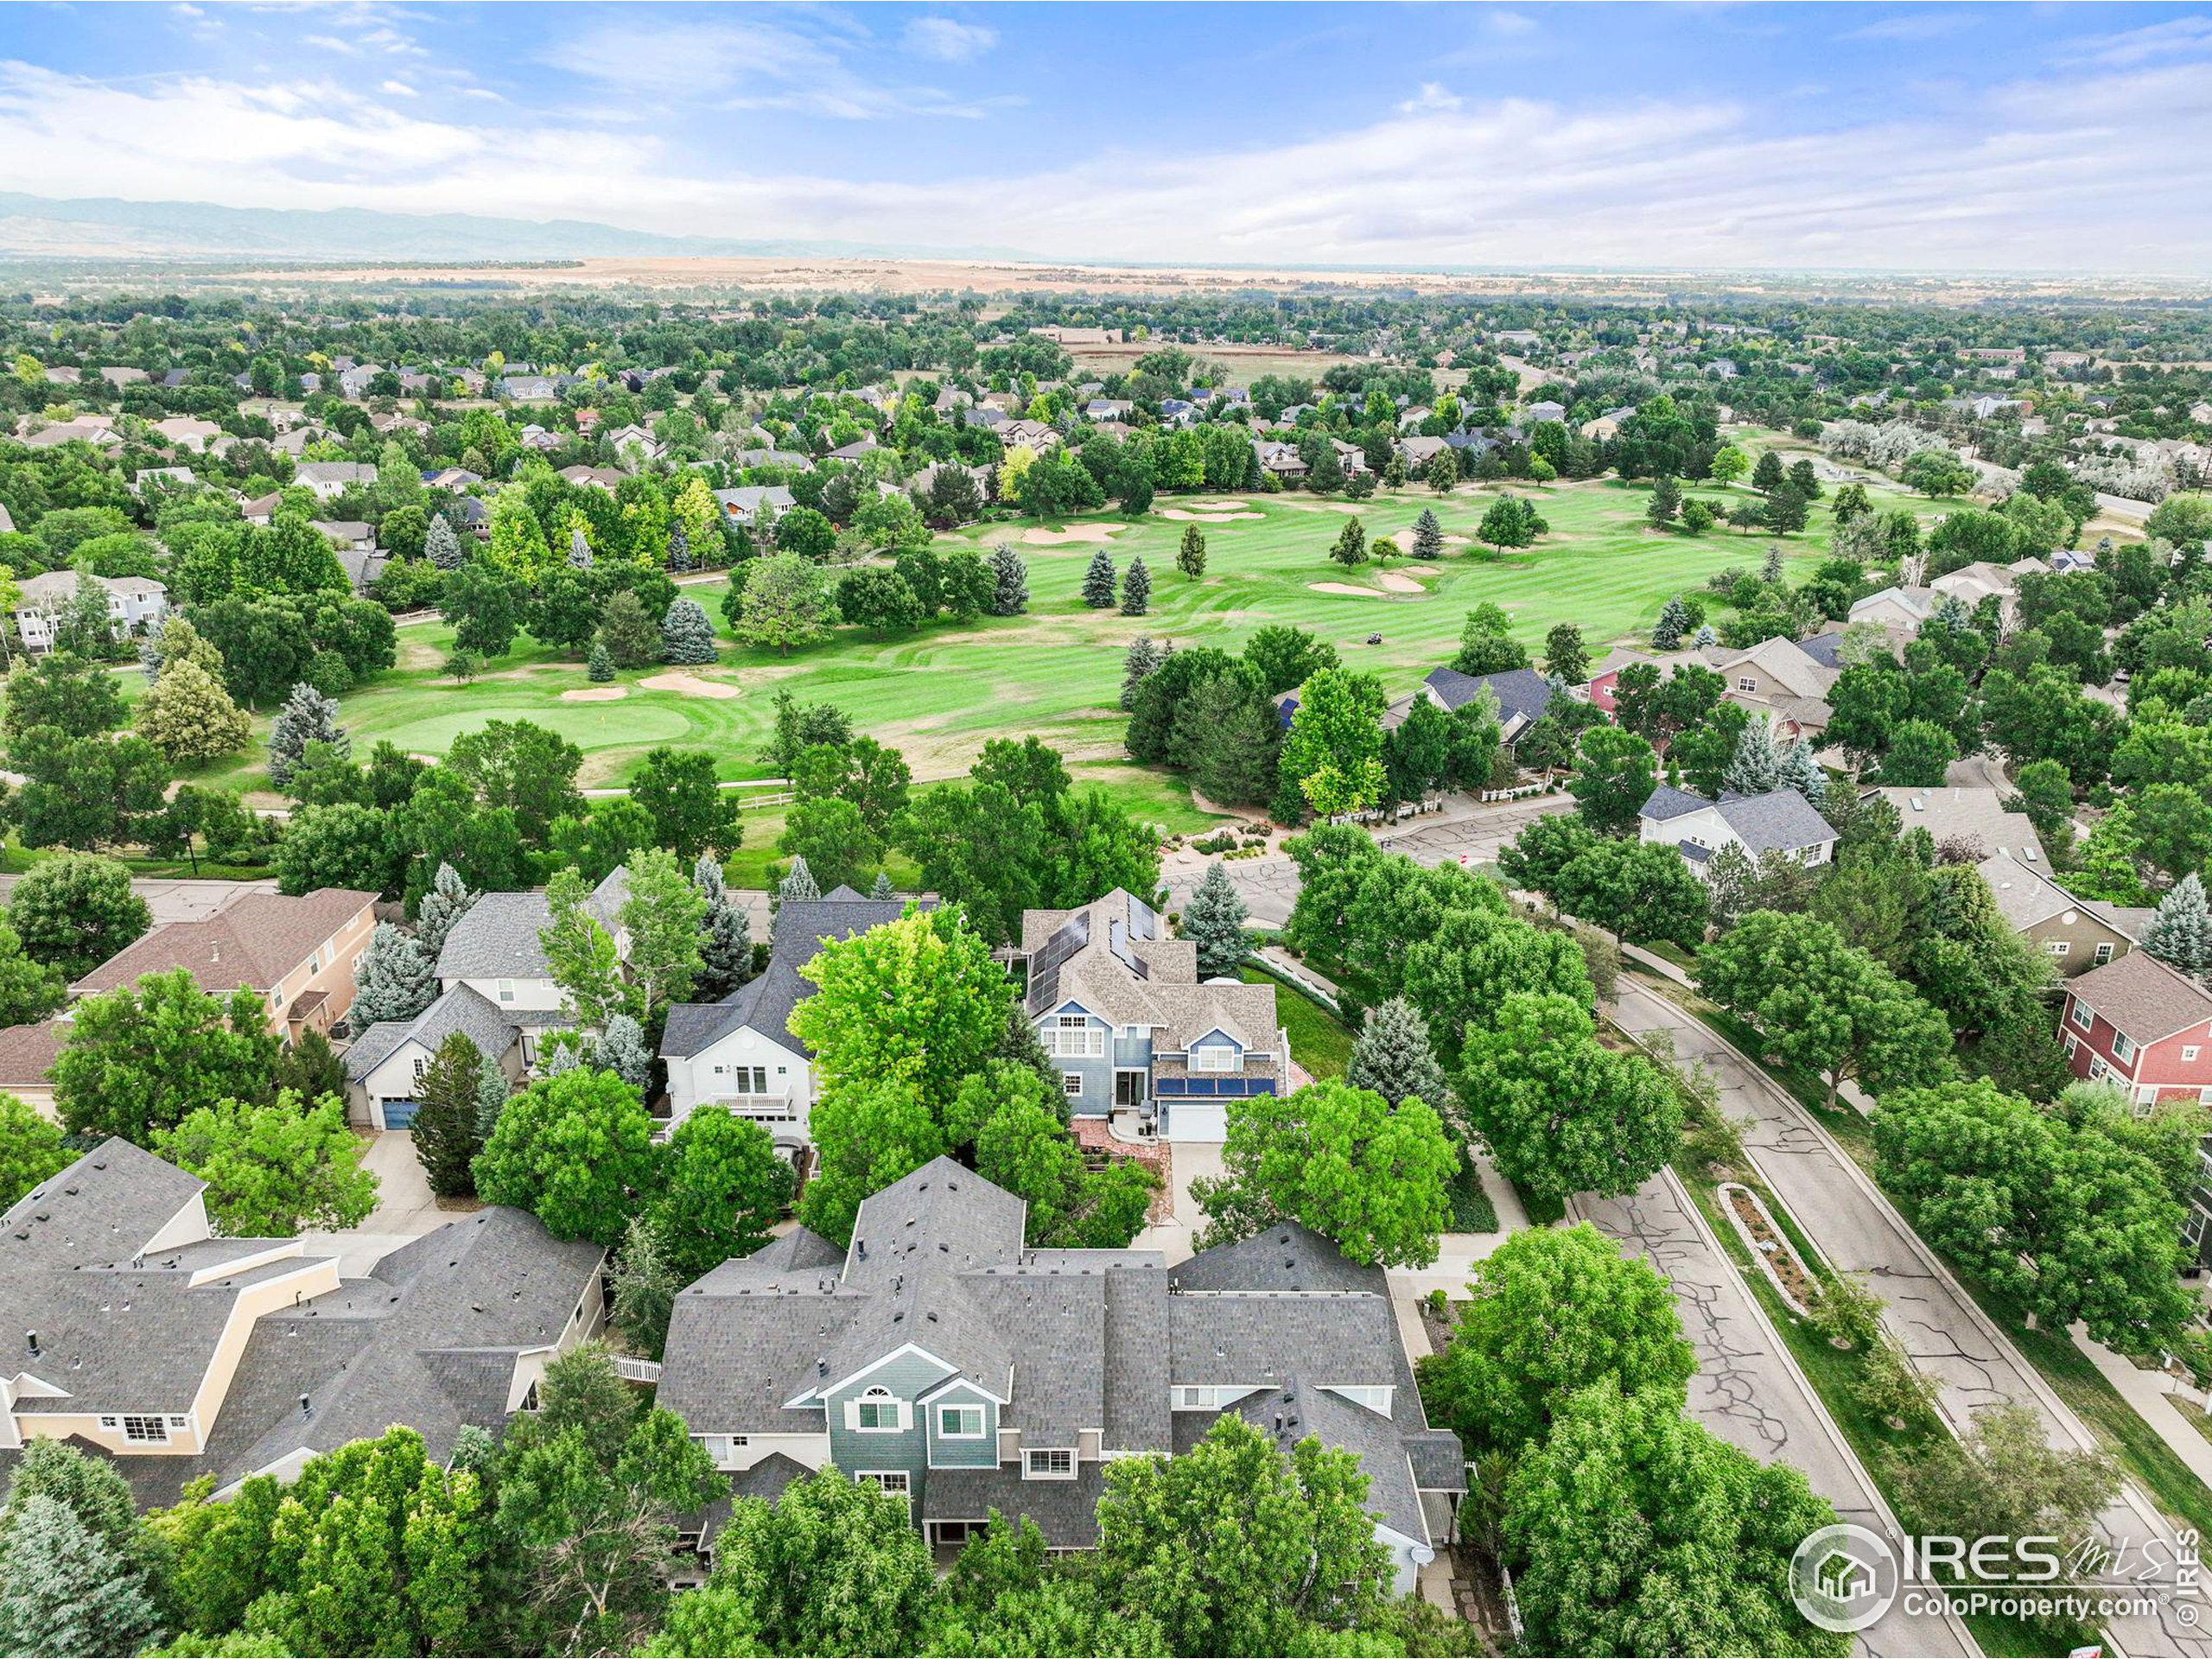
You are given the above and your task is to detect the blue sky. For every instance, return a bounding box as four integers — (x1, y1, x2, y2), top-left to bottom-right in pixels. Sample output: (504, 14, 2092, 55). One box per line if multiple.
(6, 3, 2212, 271)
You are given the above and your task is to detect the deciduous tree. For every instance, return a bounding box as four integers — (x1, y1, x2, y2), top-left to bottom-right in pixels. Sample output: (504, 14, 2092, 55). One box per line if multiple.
(472, 1067, 659, 1247)
(153, 1090, 378, 1236)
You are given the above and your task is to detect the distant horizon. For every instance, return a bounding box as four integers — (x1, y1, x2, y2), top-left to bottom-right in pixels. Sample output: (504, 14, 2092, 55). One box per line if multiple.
(6, 3, 2212, 276)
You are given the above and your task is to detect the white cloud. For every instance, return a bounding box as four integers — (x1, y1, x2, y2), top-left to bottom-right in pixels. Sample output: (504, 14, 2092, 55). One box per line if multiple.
(1397, 82, 1462, 115)
(538, 17, 984, 118)
(380, 79, 415, 96)
(2082, 16, 2212, 67)
(1837, 12, 1975, 44)
(903, 17, 997, 62)
(1485, 11, 1538, 38)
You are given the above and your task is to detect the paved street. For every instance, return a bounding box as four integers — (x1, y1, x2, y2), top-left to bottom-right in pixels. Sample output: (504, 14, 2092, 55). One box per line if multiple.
(1614, 980, 2212, 1657)
(1578, 1169, 1973, 1658)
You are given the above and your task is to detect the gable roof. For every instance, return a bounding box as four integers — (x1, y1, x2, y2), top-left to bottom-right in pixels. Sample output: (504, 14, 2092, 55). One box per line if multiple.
(1797, 631, 1847, 670)
(1016, 889, 1277, 1054)
(2069, 949, 2212, 1046)
(658, 893, 924, 1060)
(1640, 785, 1835, 854)
(1869, 785, 2044, 864)
(1978, 849, 2147, 939)
(74, 889, 374, 996)
(1423, 666, 1553, 731)
(435, 870, 625, 983)
(345, 982, 520, 1083)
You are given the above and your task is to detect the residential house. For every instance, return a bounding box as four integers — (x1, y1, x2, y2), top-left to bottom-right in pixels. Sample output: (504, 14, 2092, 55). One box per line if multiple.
(14, 571, 168, 653)
(1930, 561, 2024, 629)
(151, 416, 226, 454)
(961, 406, 1007, 431)
(558, 465, 626, 492)
(1029, 325, 1122, 345)
(345, 985, 530, 1131)
(1492, 328, 1541, 347)
(1706, 635, 1840, 740)
(997, 420, 1060, 453)
(659, 888, 923, 1154)
(1522, 399, 1567, 425)
(2050, 549, 2098, 575)
(73, 888, 378, 1039)
(429, 870, 630, 1059)
(830, 437, 882, 461)
(19, 418, 122, 453)
(310, 519, 377, 557)
(1977, 849, 2146, 976)
(0, 1018, 67, 1120)
(496, 375, 562, 403)
(130, 467, 199, 495)
(1084, 399, 1134, 422)
(98, 366, 149, 386)
(421, 467, 480, 491)
(271, 425, 335, 458)
(730, 448, 815, 473)
(1397, 435, 1448, 471)
(912, 461, 995, 504)
(1395, 666, 1555, 752)
(1866, 785, 2044, 864)
(0, 1139, 604, 1506)
(335, 365, 379, 399)
(1158, 399, 1195, 425)
(1251, 440, 1308, 481)
(2061, 950, 2212, 1109)
(1330, 437, 1370, 474)
(397, 372, 442, 396)
(712, 486, 795, 529)
(292, 460, 377, 501)
(655, 1159, 1463, 1588)
(240, 492, 282, 526)
(1847, 585, 1939, 637)
(1013, 888, 1290, 1141)
(607, 423, 664, 461)
(1638, 785, 1837, 877)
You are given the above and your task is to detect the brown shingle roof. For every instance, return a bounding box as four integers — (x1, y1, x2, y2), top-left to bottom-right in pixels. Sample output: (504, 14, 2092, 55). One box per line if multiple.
(2069, 949, 2212, 1046)
(73, 889, 375, 997)
(0, 1017, 66, 1086)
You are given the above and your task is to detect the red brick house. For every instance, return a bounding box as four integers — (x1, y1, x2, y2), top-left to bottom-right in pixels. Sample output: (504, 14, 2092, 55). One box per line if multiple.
(2059, 950, 2212, 1107)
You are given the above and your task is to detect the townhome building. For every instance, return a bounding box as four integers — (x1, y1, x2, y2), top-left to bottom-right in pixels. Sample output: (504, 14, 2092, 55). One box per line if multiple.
(14, 570, 168, 652)
(2060, 950, 2212, 1108)
(655, 1158, 1462, 1590)
(1979, 849, 2147, 975)
(1639, 785, 1837, 877)
(423, 869, 630, 1062)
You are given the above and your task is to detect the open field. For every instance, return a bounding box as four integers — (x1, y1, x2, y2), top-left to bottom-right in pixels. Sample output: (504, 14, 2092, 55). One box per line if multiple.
(187, 444, 1954, 811)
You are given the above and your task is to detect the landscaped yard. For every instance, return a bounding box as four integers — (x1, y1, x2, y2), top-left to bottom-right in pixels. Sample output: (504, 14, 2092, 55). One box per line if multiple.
(1241, 962, 1355, 1080)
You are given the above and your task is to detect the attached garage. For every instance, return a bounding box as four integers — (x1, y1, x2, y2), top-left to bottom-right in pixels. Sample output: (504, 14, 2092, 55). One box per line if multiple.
(344, 983, 522, 1134)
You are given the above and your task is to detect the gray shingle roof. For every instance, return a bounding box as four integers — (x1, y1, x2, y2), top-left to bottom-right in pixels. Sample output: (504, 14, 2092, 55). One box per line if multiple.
(1712, 788, 1836, 855)
(1798, 631, 1847, 670)
(659, 894, 922, 1059)
(1423, 666, 1554, 728)
(345, 982, 520, 1082)
(434, 870, 625, 983)
(1638, 783, 1711, 823)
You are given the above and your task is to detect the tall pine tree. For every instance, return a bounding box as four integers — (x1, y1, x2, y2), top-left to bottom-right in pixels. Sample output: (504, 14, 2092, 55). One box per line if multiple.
(1082, 550, 1118, 608)
(988, 543, 1029, 615)
(350, 921, 436, 1026)
(1180, 863, 1250, 979)
(693, 855, 753, 1000)
(425, 512, 463, 570)
(1411, 508, 1445, 560)
(1121, 637, 1163, 711)
(412, 1030, 486, 1198)
(1651, 597, 1692, 650)
(415, 861, 478, 958)
(1723, 714, 1784, 796)
(2145, 874, 2212, 982)
(267, 683, 346, 787)
(660, 598, 718, 664)
(1120, 556, 1152, 616)
(1178, 524, 1208, 579)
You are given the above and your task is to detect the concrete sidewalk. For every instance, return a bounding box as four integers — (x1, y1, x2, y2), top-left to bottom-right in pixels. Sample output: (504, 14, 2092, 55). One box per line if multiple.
(2075, 1328, 2212, 1491)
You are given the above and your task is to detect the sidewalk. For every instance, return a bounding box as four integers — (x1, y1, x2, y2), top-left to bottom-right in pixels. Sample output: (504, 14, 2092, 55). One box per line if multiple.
(2074, 1326, 2212, 1490)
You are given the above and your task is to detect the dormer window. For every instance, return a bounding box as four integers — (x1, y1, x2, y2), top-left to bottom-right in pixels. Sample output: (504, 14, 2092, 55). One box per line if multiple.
(1189, 1044, 1238, 1074)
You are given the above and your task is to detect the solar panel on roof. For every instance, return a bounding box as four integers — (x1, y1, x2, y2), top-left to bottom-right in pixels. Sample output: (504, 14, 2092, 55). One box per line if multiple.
(1025, 912, 1089, 1011)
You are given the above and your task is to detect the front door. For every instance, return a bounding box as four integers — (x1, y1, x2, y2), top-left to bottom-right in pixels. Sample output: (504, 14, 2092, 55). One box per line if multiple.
(1115, 1070, 1147, 1107)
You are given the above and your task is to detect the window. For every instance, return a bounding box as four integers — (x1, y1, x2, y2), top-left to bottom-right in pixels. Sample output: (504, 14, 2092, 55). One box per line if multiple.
(2186, 1047, 2202, 1065)
(1189, 1045, 1235, 1073)
(1736, 677, 1758, 693)
(859, 1471, 912, 1514)
(2114, 1033, 2137, 1065)
(1063, 1072, 1083, 1098)
(121, 1415, 169, 1445)
(497, 979, 517, 1004)
(1052, 1015, 1103, 1058)
(2071, 1000, 2094, 1031)
(2064, 1033, 2080, 1058)
(1025, 1448, 1076, 1479)
(412, 1056, 429, 1082)
(2046, 940, 2071, 957)
(852, 1387, 904, 1432)
(1173, 1384, 1255, 1411)
(938, 1404, 986, 1439)
(2089, 1057, 2109, 1081)
(2094, 943, 2116, 965)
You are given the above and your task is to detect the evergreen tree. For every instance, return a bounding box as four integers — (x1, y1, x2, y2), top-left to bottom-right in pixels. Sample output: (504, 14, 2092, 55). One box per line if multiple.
(1178, 524, 1207, 579)
(660, 598, 718, 664)
(693, 855, 753, 1000)
(1345, 995, 1448, 1109)
(1723, 715, 1784, 796)
(1761, 543, 1786, 583)
(349, 921, 435, 1027)
(587, 637, 615, 682)
(1779, 739, 1827, 806)
(1330, 518, 1369, 567)
(1180, 861, 1250, 979)
(1752, 448, 1787, 494)
(1647, 473, 1681, 526)
(1082, 549, 1118, 608)
(413, 1030, 486, 1198)
(776, 855, 819, 913)
(1695, 623, 1718, 647)
(568, 525, 594, 569)
(425, 512, 462, 570)
(1651, 596, 1693, 650)
(414, 861, 478, 959)
(666, 523, 691, 575)
(1120, 556, 1152, 616)
(609, 1213, 680, 1359)
(1412, 507, 1445, 560)
(1120, 637, 1165, 711)
(988, 543, 1029, 615)
(266, 682, 346, 788)
(474, 1053, 510, 1142)
(871, 870, 894, 899)
(588, 1013, 653, 1091)
(0, 1494, 159, 1659)
(2145, 873, 2212, 981)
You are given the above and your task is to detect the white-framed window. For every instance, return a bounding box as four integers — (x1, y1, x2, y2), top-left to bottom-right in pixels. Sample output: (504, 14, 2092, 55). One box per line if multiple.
(497, 979, 517, 1004)
(1736, 676, 1758, 693)
(2094, 943, 2116, 965)
(2115, 1033, 2137, 1065)
(2064, 1033, 2080, 1057)
(121, 1414, 169, 1445)
(938, 1404, 986, 1439)
(1052, 1015, 1104, 1058)
(859, 1471, 912, 1513)
(2071, 1000, 2094, 1031)
(2089, 1056, 2109, 1081)
(1024, 1448, 1076, 1479)
(851, 1387, 906, 1433)
(2046, 940, 2071, 957)
(1172, 1384, 1255, 1411)
(1189, 1045, 1236, 1073)
(2186, 1047, 2202, 1064)
(1063, 1072, 1083, 1098)
(412, 1056, 429, 1082)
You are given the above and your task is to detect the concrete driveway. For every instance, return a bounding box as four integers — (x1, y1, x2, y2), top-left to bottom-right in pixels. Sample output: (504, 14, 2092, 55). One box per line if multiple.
(302, 1130, 463, 1277)
(1135, 1140, 1221, 1265)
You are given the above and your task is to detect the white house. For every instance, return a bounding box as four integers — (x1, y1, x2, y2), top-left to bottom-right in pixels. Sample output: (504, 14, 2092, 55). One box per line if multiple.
(14, 571, 168, 652)
(427, 869, 629, 1071)
(1639, 785, 1837, 878)
(292, 460, 378, 500)
(344, 984, 527, 1132)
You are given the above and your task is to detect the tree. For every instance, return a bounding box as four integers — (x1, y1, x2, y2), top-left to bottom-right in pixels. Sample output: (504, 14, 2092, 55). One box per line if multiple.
(1427, 446, 1459, 491)
(692, 855, 753, 1000)
(1176, 523, 1207, 579)
(4, 858, 144, 986)
(1477, 493, 1544, 550)
(1878, 717, 1958, 786)
(1410, 507, 1445, 560)
(1081, 548, 1117, 607)
(657, 597, 717, 665)
(1279, 667, 1387, 818)
(423, 512, 462, 570)
(1901, 448, 1976, 497)
(1458, 991, 1681, 1207)
(1329, 518, 1368, 567)
(1119, 636, 1163, 711)
(1179, 861, 1249, 978)
(1709, 444, 1750, 487)
(1646, 472, 1681, 527)
(1505, 1379, 1847, 1659)
(1194, 1078, 1456, 1267)
(6, 652, 124, 740)
(926, 1515, 1165, 1659)
(0, 1093, 68, 1208)
(1699, 911, 1956, 1109)
(1723, 712, 1783, 795)
(445, 717, 585, 848)
(586, 1012, 652, 1093)
(1096, 1413, 1395, 1658)
(1651, 595, 1693, 650)
(410, 1029, 487, 1199)
(0, 919, 60, 1034)
(724, 554, 834, 655)
(630, 747, 741, 861)
(836, 568, 925, 635)
(597, 588, 662, 669)
(650, 1465, 933, 1659)
(442, 561, 524, 659)
(412, 861, 477, 959)
(53, 971, 278, 1143)
(2145, 873, 2212, 981)
(1553, 836, 1711, 950)
(777, 854, 820, 907)
(1420, 1224, 1694, 1454)
(1885, 1402, 2117, 1588)
(136, 658, 251, 765)
(154, 1090, 376, 1235)
(1118, 554, 1151, 615)
(620, 848, 707, 1021)
(349, 920, 435, 1026)
(265, 682, 345, 788)
(585, 636, 615, 682)
(1543, 621, 1588, 683)
(608, 1215, 680, 1360)
(472, 1067, 659, 1247)
(1344, 995, 1446, 1109)
(539, 866, 626, 1031)
(988, 541, 1029, 615)
(975, 1071, 1154, 1248)
(0, 1494, 162, 1659)
(1568, 724, 1659, 834)
(1243, 623, 1339, 695)
(1452, 601, 1530, 675)
(1763, 483, 1810, 534)
(651, 1107, 794, 1281)
(797, 1075, 944, 1245)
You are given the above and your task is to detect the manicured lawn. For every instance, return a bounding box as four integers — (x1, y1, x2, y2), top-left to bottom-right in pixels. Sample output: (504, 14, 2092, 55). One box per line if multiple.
(1241, 962, 1354, 1080)
(213, 443, 1948, 826)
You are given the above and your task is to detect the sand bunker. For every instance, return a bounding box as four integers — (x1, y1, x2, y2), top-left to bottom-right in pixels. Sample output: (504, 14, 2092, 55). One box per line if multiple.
(1308, 582, 1400, 597)
(561, 687, 628, 702)
(1022, 524, 1122, 545)
(1375, 571, 1427, 593)
(1384, 528, 1472, 554)
(1188, 499, 1249, 511)
(1159, 508, 1262, 522)
(639, 671, 742, 700)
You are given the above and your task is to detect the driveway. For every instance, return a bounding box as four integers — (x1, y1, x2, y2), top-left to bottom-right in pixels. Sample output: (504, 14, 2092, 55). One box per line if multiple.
(301, 1130, 461, 1277)
(1577, 1170, 1973, 1658)
(1614, 979, 2212, 1656)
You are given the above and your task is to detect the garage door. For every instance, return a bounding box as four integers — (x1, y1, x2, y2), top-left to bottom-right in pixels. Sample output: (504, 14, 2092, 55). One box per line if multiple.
(1166, 1102, 1226, 1142)
(380, 1097, 421, 1130)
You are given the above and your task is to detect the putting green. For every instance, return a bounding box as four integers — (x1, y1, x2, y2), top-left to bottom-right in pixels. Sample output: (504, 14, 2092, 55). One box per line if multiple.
(376, 700, 700, 754)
